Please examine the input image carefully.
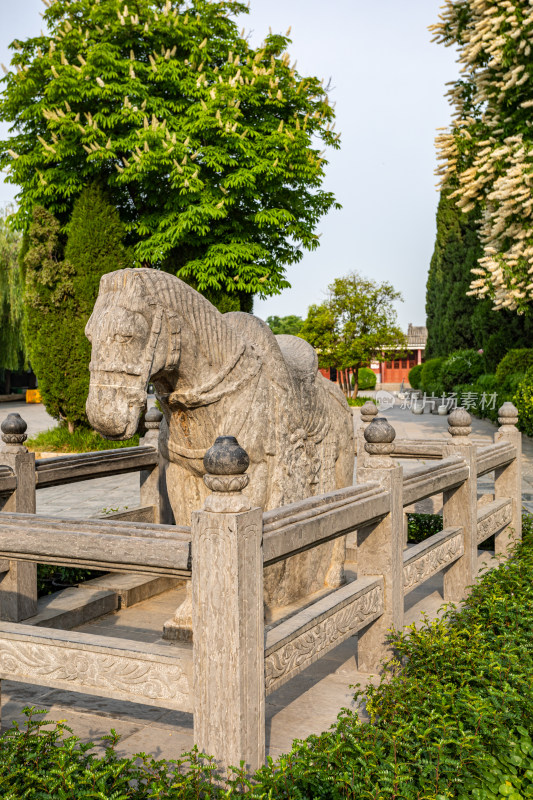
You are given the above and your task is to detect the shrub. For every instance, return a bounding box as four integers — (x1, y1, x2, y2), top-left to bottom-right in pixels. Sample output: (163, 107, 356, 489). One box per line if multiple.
(420, 356, 446, 394)
(408, 363, 423, 389)
(357, 367, 377, 390)
(440, 348, 485, 392)
(495, 348, 533, 386)
(513, 366, 533, 437)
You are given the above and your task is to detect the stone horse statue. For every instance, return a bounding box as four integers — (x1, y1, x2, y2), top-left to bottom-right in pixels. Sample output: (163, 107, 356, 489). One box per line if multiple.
(86, 269, 354, 612)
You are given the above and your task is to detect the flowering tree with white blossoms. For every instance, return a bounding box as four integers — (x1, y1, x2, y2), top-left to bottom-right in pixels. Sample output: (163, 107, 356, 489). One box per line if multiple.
(432, 0, 533, 312)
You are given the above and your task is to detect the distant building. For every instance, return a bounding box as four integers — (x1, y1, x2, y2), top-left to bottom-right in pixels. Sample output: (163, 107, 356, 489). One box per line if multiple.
(375, 323, 427, 386)
(318, 323, 428, 388)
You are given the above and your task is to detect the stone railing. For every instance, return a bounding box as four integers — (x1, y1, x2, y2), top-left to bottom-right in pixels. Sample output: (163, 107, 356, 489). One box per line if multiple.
(0, 402, 522, 776)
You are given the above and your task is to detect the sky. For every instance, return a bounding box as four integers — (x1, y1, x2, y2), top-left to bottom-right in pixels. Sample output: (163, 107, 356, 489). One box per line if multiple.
(0, 0, 459, 330)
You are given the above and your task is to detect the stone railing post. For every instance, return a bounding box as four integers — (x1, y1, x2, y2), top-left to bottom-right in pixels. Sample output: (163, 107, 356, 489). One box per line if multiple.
(494, 402, 522, 555)
(356, 417, 403, 672)
(0, 413, 37, 621)
(442, 408, 476, 602)
(140, 406, 163, 523)
(192, 435, 265, 775)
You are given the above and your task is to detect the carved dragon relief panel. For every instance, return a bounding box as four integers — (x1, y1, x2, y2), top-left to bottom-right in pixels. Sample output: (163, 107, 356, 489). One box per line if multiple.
(477, 503, 512, 544)
(403, 533, 464, 593)
(0, 639, 191, 711)
(265, 584, 383, 694)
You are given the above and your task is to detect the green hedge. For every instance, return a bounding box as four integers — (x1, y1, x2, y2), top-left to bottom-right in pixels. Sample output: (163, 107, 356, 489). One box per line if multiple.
(408, 363, 423, 389)
(496, 348, 533, 388)
(513, 366, 533, 437)
(357, 367, 377, 390)
(420, 356, 446, 394)
(2, 516, 533, 798)
(440, 348, 486, 392)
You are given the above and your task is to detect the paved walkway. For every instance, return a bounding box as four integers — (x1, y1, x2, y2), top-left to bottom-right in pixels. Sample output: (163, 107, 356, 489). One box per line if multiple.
(0, 402, 530, 761)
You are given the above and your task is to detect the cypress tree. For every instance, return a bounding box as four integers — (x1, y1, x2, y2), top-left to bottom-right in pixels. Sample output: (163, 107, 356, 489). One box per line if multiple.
(425, 187, 533, 367)
(24, 186, 131, 431)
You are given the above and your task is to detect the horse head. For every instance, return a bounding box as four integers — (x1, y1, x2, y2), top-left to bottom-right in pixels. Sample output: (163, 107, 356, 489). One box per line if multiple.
(85, 269, 180, 439)
(85, 268, 249, 441)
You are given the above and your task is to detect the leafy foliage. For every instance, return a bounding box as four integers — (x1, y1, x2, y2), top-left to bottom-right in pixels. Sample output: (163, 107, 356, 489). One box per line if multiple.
(440, 348, 486, 392)
(496, 349, 533, 388)
(356, 367, 376, 390)
(513, 366, 533, 437)
(432, 1, 533, 311)
(408, 363, 423, 389)
(299, 272, 406, 396)
(266, 314, 303, 335)
(425, 187, 533, 365)
(23, 187, 131, 429)
(37, 565, 104, 597)
(420, 356, 447, 395)
(0, 217, 25, 373)
(0, 0, 340, 300)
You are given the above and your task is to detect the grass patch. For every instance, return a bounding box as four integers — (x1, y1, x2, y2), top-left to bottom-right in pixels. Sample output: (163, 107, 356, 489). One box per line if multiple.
(26, 425, 140, 454)
(347, 395, 375, 407)
(2, 515, 533, 797)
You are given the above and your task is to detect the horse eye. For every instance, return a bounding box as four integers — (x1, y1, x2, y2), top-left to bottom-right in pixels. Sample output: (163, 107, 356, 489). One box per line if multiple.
(114, 333, 132, 344)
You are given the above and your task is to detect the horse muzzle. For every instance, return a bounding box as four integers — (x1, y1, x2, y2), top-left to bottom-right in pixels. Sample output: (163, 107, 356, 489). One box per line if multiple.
(86, 375, 146, 440)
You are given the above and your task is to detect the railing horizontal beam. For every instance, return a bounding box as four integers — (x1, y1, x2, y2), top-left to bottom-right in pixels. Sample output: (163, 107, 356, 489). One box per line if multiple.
(0, 622, 192, 711)
(393, 439, 446, 459)
(265, 576, 383, 694)
(0, 512, 191, 576)
(402, 456, 468, 507)
(36, 446, 158, 488)
(476, 442, 516, 477)
(263, 484, 390, 565)
(477, 497, 512, 544)
(0, 466, 15, 495)
(403, 526, 463, 594)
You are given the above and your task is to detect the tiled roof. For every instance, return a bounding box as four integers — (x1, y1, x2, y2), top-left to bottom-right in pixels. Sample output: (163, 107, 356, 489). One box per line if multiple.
(407, 323, 427, 348)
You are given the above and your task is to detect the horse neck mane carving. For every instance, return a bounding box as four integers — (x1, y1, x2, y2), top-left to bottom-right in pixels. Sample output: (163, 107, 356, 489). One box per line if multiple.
(100, 268, 246, 376)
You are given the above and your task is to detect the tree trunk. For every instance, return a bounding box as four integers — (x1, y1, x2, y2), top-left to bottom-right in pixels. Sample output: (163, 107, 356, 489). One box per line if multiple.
(338, 369, 347, 396)
(67, 420, 75, 435)
(352, 364, 361, 398)
(4, 370, 11, 395)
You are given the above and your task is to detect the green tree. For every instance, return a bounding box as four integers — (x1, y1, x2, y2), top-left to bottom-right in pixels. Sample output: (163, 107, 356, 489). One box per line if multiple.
(266, 314, 303, 335)
(0, 216, 25, 391)
(0, 0, 340, 310)
(300, 272, 407, 397)
(24, 185, 131, 430)
(432, 0, 533, 311)
(426, 185, 533, 366)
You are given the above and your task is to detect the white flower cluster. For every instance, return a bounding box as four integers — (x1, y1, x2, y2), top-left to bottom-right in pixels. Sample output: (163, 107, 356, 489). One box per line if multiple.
(432, 0, 533, 311)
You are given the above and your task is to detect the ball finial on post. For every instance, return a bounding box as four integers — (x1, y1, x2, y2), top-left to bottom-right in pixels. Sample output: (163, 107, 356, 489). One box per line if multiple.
(203, 435, 251, 512)
(498, 401, 519, 428)
(448, 407, 472, 443)
(360, 401, 378, 425)
(1, 413, 28, 453)
(363, 416, 396, 468)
